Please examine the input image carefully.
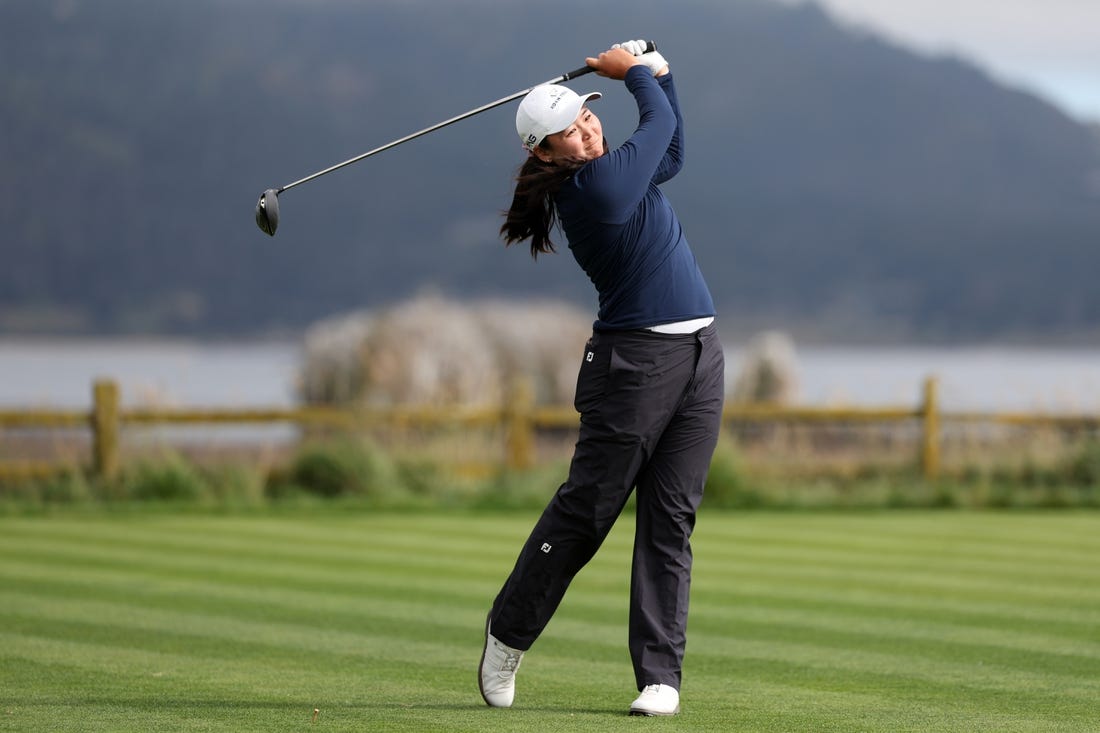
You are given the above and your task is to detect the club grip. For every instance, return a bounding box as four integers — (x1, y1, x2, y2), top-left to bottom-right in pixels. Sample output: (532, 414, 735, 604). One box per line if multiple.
(560, 41, 658, 81)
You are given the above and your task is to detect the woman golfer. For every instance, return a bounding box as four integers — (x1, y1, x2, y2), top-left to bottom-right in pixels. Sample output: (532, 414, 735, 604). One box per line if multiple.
(479, 42, 725, 716)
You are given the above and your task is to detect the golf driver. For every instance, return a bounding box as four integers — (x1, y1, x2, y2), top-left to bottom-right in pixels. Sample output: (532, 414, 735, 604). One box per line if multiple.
(254, 43, 655, 235)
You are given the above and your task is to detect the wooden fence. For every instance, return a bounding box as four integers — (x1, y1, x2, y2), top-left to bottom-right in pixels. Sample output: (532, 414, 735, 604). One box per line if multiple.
(1, 377, 1098, 482)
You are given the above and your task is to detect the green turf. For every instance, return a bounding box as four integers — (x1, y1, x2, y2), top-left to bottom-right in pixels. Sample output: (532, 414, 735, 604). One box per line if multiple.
(1, 510, 1098, 732)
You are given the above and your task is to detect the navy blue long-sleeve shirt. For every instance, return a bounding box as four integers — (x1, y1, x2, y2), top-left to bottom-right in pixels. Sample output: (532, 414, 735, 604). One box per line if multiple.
(556, 66, 715, 331)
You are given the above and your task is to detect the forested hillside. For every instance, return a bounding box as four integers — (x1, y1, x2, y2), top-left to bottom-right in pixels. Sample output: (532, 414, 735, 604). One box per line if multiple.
(2, 0, 1098, 341)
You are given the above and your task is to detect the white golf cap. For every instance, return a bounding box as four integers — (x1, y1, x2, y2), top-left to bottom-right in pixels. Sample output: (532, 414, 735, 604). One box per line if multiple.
(516, 84, 601, 152)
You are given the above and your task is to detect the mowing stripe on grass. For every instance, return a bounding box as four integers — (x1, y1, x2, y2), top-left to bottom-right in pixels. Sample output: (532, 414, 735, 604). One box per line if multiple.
(2, 511, 1098, 732)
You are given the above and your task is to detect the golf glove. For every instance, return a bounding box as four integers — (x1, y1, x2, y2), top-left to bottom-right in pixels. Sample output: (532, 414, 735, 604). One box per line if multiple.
(612, 39, 668, 76)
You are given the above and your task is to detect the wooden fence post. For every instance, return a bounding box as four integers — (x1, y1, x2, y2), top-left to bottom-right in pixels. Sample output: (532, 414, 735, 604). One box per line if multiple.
(920, 376, 940, 480)
(92, 379, 120, 480)
(505, 378, 536, 470)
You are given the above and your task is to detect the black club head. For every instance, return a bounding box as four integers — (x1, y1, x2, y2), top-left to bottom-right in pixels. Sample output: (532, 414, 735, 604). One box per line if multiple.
(255, 189, 280, 236)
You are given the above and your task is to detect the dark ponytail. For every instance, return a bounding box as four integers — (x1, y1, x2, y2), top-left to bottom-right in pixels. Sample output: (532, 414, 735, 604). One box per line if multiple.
(500, 150, 581, 259)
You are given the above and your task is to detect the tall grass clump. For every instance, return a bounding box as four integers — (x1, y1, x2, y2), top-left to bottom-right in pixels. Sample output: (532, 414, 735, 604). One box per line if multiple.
(117, 453, 208, 502)
(266, 437, 403, 502)
(702, 433, 758, 508)
(1067, 439, 1100, 488)
(471, 460, 571, 512)
(203, 463, 268, 507)
(34, 468, 95, 504)
(116, 454, 272, 507)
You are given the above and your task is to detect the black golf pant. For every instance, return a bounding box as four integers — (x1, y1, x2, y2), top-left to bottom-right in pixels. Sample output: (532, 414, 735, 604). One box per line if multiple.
(490, 324, 725, 691)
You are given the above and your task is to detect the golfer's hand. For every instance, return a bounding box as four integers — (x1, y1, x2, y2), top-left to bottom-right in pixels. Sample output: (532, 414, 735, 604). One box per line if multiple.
(612, 40, 669, 77)
(585, 47, 643, 80)
(613, 40, 649, 56)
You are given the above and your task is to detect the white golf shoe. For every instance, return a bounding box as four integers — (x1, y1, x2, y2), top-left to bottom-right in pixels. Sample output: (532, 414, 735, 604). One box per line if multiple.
(478, 617, 524, 708)
(629, 683, 681, 716)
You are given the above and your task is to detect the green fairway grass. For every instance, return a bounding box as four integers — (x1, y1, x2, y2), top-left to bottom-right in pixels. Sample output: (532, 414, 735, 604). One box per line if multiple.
(1, 510, 1098, 732)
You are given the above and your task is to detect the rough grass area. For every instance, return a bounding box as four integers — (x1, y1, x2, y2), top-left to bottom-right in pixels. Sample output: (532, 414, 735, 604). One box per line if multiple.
(1, 511, 1098, 732)
(4, 431, 1100, 512)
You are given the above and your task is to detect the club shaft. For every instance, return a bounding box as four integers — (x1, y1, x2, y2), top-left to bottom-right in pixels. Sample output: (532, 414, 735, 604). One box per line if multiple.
(278, 64, 597, 194)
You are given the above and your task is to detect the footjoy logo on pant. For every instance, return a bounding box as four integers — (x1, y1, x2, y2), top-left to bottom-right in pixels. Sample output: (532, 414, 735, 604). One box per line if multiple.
(540, 543, 552, 553)
(586, 351, 594, 362)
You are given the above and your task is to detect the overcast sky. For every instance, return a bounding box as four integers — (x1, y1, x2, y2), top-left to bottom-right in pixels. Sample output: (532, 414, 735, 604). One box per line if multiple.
(783, 0, 1100, 122)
